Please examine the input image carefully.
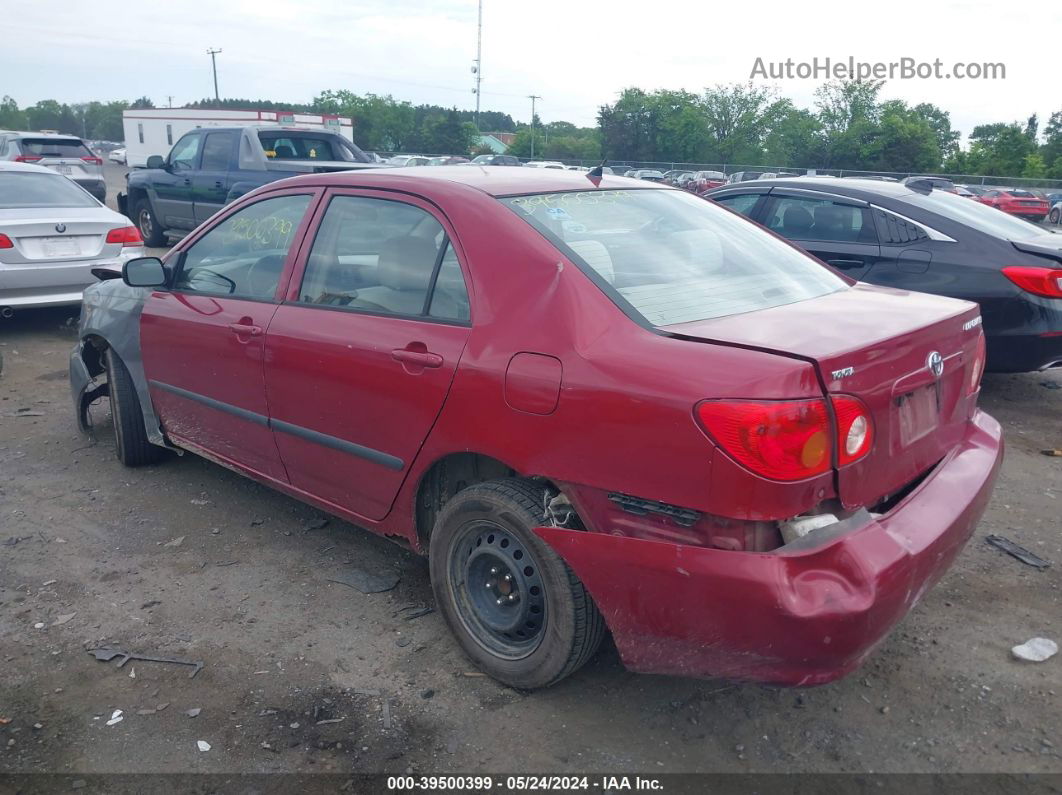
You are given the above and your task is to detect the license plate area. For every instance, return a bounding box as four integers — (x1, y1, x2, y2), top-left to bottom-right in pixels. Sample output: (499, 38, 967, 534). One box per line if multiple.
(897, 384, 939, 446)
(40, 236, 81, 258)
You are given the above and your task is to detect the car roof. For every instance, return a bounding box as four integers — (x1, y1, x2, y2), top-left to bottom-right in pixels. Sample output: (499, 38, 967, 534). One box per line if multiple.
(4, 131, 83, 141)
(275, 164, 662, 197)
(0, 160, 65, 174)
(730, 175, 920, 200)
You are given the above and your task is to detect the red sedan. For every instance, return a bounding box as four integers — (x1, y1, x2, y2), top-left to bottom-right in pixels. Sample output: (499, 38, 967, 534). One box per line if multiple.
(978, 188, 1050, 221)
(71, 167, 1002, 689)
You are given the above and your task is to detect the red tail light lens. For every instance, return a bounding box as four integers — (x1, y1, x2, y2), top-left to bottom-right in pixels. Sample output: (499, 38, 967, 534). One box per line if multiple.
(81, 156, 103, 165)
(106, 226, 143, 246)
(1002, 266, 1062, 299)
(0, 233, 13, 249)
(14, 155, 43, 163)
(696, 399, 831, 481)
(968, 332, 987, 394)
(832, 395, 874, 466)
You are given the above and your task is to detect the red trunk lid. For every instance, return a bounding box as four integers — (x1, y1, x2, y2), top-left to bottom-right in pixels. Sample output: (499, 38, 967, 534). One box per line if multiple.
(664, 283, 983, 510)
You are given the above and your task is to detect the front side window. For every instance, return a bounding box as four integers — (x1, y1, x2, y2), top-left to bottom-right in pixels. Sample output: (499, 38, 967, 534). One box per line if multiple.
(168, 134, 200, 170)
(712, 193, 761, 218)
(200, 132, 234, 171)
(174, 194, 311, 299)
(764, 196, 875, 243)
(299, 195, 469, 321)
(502, 189, 845, 326)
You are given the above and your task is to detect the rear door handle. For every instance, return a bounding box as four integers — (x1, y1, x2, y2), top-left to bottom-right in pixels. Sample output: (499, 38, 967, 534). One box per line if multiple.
(214, 180, 223, 188)
(228, 322, 263, 336)
(827, 259, 864, 269)
(391, 349, 443, 368)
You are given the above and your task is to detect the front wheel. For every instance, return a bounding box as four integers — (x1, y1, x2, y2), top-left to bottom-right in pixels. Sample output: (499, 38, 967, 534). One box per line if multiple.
(106, 350, 164, 467)
(135, 198, 167, 247)
(1050, 208, 1060, 225)
(429, 479, 605, 689)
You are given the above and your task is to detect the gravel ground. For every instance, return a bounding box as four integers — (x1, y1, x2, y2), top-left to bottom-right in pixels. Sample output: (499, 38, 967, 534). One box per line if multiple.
(0, 163, 1058, 776)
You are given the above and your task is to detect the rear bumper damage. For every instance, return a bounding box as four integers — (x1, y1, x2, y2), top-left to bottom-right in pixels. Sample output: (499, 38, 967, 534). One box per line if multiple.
(536, 409, 1003, 686)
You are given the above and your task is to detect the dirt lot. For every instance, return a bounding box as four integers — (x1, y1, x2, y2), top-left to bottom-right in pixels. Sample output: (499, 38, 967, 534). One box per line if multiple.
(0, 163, 1060, 777)
(0, 305, 1059, 777)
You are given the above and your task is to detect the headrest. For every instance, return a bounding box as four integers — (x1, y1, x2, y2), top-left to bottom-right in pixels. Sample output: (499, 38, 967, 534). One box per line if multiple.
(782, 205, 814, 233)
(814, 204, 848, 230)
(377, 237, 438, 291)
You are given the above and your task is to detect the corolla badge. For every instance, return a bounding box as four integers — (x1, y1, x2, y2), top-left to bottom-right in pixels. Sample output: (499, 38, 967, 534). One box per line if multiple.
(55, 223, 66, 233)
(926, 351, 944, 378)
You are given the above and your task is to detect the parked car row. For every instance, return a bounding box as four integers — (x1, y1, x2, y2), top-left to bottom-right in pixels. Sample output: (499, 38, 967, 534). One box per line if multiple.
(0, 130, 107, 201)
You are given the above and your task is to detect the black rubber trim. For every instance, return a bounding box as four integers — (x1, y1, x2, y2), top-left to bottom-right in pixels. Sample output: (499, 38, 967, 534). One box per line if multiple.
(270, 418, 404, 471)
(149, 380, 268, 426)
(148, 379, 404, 471)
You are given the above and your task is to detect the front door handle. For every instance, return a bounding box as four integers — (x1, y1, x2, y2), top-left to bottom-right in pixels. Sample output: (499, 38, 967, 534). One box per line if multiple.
(827, 259, 864, 269)
(228, 322, 263, 337)
(391, 349, 443, 368)
(214, 180, 223, 188)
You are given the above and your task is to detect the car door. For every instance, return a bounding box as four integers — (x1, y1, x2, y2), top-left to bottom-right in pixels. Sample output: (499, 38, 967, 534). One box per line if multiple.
(140, 190, 318, 481)
(264, 190, 473, 521)
(153, 132, 202, 230)
(192, 130, 236, 225)
(761, 189, 882, 281)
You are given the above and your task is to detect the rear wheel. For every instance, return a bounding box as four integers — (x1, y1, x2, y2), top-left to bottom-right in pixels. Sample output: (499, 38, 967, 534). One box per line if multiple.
(1050, 208, 1060, 225)
(429, 478, 605, 689)
(135, 198, 167, 247)
(106, 350, 163, 467)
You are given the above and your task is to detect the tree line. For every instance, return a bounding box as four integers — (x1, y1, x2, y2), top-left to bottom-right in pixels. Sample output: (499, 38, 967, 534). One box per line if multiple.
(3, 82, 1060, 179)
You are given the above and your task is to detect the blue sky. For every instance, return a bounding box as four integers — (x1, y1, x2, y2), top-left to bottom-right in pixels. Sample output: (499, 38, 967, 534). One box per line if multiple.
(6, 0, 1058, 141)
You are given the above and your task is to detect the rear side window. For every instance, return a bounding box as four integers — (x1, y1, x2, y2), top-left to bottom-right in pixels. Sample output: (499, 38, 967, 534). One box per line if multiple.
(0, 172, 97, 208)
(874, 208, 928, 244)
(18, 138, 92, 158)
(258, 133, 368, 163)
(712, 193, 761, 218)
(299, 196, 470, 321)
(501, 189, 845, 326)
(765, 196, 875, 243)
(174, 194, 311, 299)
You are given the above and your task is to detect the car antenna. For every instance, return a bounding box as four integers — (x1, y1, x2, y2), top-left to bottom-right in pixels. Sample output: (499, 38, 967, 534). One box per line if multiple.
(587, 159, 606, 180)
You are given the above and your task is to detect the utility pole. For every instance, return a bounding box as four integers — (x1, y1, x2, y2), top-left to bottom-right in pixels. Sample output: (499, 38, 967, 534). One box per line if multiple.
(472, 0, 483, 130)
(166, 95, 174, 109)
(528, 95, 541, 158)
(207, 48, 222, 101)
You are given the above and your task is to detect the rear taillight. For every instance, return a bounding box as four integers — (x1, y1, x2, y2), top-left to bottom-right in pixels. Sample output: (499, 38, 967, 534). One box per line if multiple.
(0, 233, 13, 249)
(1002, 266, 1062, 298)
(832, 395, 874, 465)
(14, 155, 42, 163)
(106, 226, 143, 246)
(696, 395, 873, 481)
(81, 156, 103, 165)
(968, 332, 987, 394)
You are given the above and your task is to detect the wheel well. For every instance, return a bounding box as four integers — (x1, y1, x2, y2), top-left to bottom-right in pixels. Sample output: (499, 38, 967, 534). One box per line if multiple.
(82, 334, 108, 377)
(414, 454, 573, 550)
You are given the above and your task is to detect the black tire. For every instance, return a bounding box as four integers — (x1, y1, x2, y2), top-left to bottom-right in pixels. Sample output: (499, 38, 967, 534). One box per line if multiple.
(106, 350, 163, 467)
(429, 478, 606, 689)
(135, 197, 167, 247)
(1050, 208, 1060, 225)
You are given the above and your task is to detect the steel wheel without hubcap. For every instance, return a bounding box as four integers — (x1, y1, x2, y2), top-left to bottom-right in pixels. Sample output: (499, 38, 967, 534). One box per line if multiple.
(138, 208, 154, 239)
(449, 521, 547, 659)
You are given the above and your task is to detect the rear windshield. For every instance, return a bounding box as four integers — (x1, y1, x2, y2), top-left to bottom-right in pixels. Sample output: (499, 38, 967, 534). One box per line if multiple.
(257, 132, 369, 163)
(19, 138, 92, 158)
(1006, 190, 1036, 198)
(501, 189, 846, 326)
(899, 189, 1053, 240)
(0, 171, 98, 208)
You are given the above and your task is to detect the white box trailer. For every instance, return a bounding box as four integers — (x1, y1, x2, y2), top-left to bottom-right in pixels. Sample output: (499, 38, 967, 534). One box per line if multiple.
(121, 108, 354, 167)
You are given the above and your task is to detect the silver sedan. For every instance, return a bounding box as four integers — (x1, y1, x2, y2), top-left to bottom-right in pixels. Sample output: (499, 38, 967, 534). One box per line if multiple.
(0, 161, 144, 315)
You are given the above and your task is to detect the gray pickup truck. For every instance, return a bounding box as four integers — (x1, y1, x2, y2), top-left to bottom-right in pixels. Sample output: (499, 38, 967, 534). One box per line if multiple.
(118, 125, 381, 246)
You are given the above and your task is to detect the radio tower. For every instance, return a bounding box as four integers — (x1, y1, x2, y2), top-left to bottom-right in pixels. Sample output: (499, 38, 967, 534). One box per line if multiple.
(472, 0, 483, 130)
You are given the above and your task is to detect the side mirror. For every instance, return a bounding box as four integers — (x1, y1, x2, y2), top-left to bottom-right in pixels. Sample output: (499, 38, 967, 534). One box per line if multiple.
(123, 257, 168, 288)
(146, 155, 165, 169)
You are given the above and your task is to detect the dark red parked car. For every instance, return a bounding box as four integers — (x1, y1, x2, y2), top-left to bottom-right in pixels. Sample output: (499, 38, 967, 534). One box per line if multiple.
(978, 189, 1050, 222)
(71, 168, 1003, 689)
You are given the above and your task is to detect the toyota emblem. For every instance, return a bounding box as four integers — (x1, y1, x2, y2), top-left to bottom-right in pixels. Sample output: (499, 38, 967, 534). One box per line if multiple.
(926, 351, 944, 378)
(55, 223, 66, 233)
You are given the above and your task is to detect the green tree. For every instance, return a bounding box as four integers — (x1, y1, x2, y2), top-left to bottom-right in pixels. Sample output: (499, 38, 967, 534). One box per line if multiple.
(0, 96, 27, 130)
(1021, 152, 1047, 179)
(701, 83, 783, 164)
(420, 110, 479, 155)
(763, 102, 824, 167)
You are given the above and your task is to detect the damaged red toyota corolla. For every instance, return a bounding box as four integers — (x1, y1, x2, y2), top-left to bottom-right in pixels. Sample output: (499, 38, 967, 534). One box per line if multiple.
(70, 167, 1003, 688)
